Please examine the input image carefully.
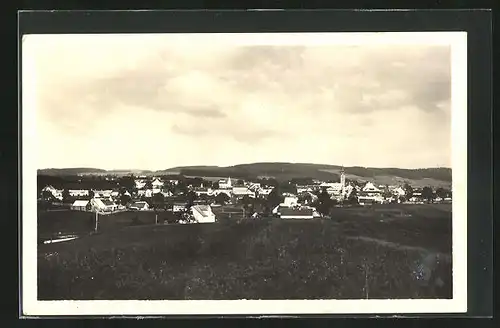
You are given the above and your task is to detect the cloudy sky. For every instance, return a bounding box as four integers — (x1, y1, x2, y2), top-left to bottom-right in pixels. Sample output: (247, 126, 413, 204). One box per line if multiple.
(24, 33, 452, 170)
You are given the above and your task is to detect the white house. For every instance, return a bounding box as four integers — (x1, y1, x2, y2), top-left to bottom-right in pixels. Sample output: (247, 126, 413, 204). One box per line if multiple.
(71, 200, 90, 211)
(390, 186, 406, 197)
(129, 201, 150, 211)
(191, 205, 216, 223)
(69, 189, 89, 197)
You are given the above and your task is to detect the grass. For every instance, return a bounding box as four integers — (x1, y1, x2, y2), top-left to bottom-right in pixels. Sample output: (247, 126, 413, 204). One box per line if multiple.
(37, 204, 452, 300)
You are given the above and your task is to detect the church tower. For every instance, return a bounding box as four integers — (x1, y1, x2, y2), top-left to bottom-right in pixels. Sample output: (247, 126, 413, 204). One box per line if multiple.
(340, 166, 346, 196)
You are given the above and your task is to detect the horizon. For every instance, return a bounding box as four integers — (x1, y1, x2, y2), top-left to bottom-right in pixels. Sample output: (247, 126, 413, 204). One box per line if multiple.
(25, 33, 452, 170)
(37, 161, 452, 172)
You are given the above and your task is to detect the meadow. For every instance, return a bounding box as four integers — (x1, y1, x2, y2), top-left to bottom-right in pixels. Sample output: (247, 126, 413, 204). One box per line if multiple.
(37, 204, 452, 300)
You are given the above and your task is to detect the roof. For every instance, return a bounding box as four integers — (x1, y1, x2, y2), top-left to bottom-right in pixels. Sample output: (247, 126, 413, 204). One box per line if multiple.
(72, 200, 89, 207)
(280, 208, 314, 217)
(131, 201, 148, 208)
(100, 199, 115, 206)
(192, 205, 213, 217)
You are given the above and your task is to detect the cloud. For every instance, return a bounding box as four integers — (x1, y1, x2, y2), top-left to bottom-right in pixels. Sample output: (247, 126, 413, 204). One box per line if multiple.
(26, 34, 453, 169)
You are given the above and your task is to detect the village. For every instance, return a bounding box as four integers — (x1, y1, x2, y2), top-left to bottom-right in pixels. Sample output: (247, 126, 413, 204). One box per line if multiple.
(38, 168, 453, 224)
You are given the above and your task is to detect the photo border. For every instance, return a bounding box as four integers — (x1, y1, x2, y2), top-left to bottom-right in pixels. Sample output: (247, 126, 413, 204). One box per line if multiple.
(17, 9, 493, 318)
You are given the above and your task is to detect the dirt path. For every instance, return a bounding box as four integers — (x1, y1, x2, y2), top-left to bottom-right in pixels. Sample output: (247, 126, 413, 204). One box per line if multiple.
(346, 235, 451, 261)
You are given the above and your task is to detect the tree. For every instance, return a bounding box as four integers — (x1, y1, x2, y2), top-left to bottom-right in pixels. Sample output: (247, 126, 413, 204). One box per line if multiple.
(186, 191, 197, 209)
(62, 189, 71, 204)
(403, 183, 413, 200)
(120, 194, 132, 206)
(152, 192, 165, 209)
(315, 188, 333, 217)
(422, 186, 435, 202)
(41, 190, 54, 201)
(346, 187, 358, 205)
(215, 192, 230, 205)
(435, 187, 448, 199)
(212, 181, 220, 189)
(144, 180, 153, 189)
(267, 186, 284, 208)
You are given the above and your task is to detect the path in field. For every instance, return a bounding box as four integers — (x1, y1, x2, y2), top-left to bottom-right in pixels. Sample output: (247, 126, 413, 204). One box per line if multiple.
(345, 235, 451, 261)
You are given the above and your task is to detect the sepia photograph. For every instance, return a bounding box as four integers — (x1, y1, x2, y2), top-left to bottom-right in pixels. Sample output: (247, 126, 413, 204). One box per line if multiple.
(21, 31, 468, 316)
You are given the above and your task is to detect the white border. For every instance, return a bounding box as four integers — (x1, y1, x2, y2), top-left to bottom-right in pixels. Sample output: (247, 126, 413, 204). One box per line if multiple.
(21, 32, 468, 316)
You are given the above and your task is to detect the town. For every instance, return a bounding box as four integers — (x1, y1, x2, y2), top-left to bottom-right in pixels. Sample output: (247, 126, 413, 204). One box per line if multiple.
(38, 167, 452, 226)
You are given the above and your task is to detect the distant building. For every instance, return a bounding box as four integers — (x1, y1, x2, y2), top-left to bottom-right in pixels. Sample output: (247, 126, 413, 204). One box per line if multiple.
(232, 186, 255, 197)
(191, 205, 216, 223)
(218, 177, 233, 189)
(69, 189, 89, 197)
(71, 200, 90, 211)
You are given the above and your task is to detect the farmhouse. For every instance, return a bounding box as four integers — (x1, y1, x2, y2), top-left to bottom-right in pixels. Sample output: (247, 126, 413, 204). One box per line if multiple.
(279, 208, 314, 220)
(191, 205, 216, 223)
(129, 201, 150, 211)
(71, 200, 90, 211)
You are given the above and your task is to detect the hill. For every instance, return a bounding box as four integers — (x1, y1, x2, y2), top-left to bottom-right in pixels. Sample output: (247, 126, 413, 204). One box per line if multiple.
(38, 163, 452, 187)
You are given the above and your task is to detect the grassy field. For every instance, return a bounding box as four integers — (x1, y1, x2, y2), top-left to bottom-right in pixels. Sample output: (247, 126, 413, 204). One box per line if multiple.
(37, 204, 452, 300)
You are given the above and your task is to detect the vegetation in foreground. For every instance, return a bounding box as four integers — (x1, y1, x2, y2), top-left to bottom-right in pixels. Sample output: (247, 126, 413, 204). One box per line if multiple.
(38, 204, 452, 300)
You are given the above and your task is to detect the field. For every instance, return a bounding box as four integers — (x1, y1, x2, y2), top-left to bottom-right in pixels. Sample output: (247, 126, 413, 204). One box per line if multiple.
(37, 204, 452, 300)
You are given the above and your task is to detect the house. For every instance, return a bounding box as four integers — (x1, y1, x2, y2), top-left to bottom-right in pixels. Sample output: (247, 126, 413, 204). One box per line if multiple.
(135, 179, 146, 190)
(362, 182, 382, 193)
(194, 187, 213, 197)
(172, 202, 188, 212)
(283, 196, 299, 207)
(279, 207, 314, 219)
(191, 205, 216, 223)
(91, 198, 118, 212)
(71, 200, 90, 211)
(152, 178, 164, 188)
(390, 186, 406, 197)
(69, 189, 89, 197)
(41, 185, 63, 200)
(212, 189, 232, 197)
(137, 189, 154, 198)
(129, 201, 150, 211)
(218, 177, 232, 189)
(93, 189, 113, 198)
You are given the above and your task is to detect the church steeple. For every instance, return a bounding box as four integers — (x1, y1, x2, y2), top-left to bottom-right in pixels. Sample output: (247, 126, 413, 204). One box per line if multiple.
(340, 166, 346, 195)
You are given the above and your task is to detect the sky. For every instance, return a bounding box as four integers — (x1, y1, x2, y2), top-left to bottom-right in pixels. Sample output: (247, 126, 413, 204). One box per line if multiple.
(24, 33, 453, 170)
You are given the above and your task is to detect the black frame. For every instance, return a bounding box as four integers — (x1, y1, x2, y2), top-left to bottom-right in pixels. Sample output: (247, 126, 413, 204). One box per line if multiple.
(17, 9, 493, 319)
